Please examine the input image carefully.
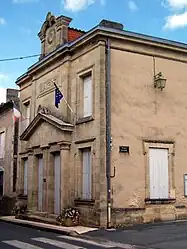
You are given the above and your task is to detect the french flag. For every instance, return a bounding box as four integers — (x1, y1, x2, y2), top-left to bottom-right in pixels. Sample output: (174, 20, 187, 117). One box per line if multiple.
(13, 103, 21, 122)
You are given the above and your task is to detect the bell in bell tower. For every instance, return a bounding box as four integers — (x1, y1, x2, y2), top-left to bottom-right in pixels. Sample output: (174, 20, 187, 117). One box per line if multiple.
(38, 12, 72, 59)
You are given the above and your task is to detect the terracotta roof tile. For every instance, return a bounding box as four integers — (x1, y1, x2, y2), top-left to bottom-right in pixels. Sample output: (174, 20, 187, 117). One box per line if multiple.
(68, 28, 85, 42)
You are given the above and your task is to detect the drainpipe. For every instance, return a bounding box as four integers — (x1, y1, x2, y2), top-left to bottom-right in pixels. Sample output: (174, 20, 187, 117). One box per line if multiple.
(105, 38, 112, 229)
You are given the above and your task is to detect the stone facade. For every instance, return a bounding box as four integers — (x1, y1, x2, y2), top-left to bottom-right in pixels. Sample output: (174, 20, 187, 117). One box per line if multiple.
(0, 90, 19, 197)
(16, 13, 106, 227)
(16, 12, 187, 227)
(110, 34, 187, 225)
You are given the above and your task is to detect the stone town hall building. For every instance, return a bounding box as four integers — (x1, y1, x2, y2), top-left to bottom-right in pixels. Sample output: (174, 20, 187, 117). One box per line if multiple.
(16, 12, 187, 227)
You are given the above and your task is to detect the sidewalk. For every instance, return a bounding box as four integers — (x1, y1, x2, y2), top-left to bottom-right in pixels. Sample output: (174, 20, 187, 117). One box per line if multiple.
(0, 216, 98, 236)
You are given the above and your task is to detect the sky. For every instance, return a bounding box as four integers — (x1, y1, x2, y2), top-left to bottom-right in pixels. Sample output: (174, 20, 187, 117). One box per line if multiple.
(1, 0, 187, 102)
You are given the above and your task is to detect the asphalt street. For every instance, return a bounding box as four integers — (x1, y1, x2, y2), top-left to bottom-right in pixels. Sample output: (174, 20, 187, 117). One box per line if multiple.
(0, 222, 136, 249)
(1, 221, 187, 249)
(87, 220, 187, 249)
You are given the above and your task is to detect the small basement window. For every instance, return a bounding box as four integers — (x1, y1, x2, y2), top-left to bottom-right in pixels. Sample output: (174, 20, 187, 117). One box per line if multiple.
(184, 174, 187, 197)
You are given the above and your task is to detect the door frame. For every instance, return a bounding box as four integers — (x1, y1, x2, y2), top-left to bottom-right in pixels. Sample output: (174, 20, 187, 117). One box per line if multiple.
(143, 140, 175, 200)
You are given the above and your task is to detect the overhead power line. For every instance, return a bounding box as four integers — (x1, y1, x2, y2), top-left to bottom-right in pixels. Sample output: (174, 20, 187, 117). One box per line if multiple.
(0, 54, 41, 62)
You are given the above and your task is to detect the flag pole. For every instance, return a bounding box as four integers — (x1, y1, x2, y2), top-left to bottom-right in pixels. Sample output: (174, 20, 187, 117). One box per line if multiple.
(62, 97, 75, 115)
(53, 81, 76, 117)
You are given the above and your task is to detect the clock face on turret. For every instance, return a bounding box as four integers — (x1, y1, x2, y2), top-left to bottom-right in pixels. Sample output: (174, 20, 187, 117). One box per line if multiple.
(47, 28, 56, 44)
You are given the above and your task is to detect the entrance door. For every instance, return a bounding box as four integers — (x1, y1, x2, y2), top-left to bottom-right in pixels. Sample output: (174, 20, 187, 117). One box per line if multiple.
(0, 169, 4, 197)
(38, 156, 43, 211)
(149, 148, 169, 199)
(23, 159, 28, 196)
(54, 153, 61, 214)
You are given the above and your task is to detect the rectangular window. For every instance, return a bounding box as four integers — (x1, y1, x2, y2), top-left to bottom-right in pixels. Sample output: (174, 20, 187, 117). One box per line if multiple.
(184, 174, 187, 196)
(82, 148, 92, 200)
(25, 102, 30, 128)
(23, 158, 28, 196)
(149, 148, 169, 199)
(83, 75, 92, 117)
(0, 132, 5, 159)
(20, 102, 30, 133)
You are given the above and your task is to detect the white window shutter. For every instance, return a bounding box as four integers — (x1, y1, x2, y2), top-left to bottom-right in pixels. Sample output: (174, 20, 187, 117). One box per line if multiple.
(38, 156, 44, 211)
(0, 132, 5, 158)
(82, 149, 92, 199)
(83, 76, 92, 117)
(184, 175, 187, 196)
(54, 153, 61, 215)
(26, 104, 30, 128)
(149, 148, 169, 199)
(24, 159, 28, 195)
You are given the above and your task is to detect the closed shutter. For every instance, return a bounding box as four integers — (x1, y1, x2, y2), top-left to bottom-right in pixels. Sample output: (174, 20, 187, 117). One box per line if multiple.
(54, 153, 61, 214)
(82, 149, 92, 200)
(38, 156, 43, 211)
(149, 148, 169, 199)
(184, 175, 187, 196)
(26, 104, 30, 128)
(0, 132, 5, 158)
(83, 76, 92, 117)
(23, 159, 28, 196)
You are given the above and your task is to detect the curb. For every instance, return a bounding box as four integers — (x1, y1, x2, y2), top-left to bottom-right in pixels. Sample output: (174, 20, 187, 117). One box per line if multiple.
(0, 218, 79, 237)
(121, 219, 187, 231)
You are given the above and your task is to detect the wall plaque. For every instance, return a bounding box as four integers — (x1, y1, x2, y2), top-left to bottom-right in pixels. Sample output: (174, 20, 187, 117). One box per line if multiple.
(38, 77, 62, 98)
(119, 146, 130, 154)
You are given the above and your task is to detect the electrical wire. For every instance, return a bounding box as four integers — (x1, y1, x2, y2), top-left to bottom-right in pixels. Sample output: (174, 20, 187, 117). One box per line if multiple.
(0, 54, 41, 62)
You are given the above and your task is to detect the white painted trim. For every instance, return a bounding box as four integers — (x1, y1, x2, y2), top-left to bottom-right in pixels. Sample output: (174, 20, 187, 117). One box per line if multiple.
(58, 235, 114, 248)
(2, 240, 43, 249)
(32, 237, 86, 249)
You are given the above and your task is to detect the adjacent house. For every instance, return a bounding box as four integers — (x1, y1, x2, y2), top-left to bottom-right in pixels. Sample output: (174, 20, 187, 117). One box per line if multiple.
(16, 12, 187, 227)
(0, 89, 19, 197)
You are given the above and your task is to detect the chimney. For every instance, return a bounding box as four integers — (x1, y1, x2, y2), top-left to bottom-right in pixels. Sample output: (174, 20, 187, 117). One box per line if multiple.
(99, 19, 124, 30)
(38, 12, 72, 59)
(6, 88, 19, 103)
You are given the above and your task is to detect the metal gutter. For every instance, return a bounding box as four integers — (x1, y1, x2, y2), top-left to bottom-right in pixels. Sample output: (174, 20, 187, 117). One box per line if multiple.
(98, 26, 187, 50)
(16, 23, 187, 83)
(105, 38, 112, 229)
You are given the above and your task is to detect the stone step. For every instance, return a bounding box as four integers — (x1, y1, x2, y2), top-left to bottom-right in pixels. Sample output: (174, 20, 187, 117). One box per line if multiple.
(16, 214, 61, 226)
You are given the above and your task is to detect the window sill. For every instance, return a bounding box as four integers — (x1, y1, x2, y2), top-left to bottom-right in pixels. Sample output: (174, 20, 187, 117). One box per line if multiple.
(175, 205, 186, 209)
(76, 116, 94, 125)
(18, 194, 28, 200)
(74, 198, 95, 206)
(112, 208, 145, 213)
(145, 198, 176, 204)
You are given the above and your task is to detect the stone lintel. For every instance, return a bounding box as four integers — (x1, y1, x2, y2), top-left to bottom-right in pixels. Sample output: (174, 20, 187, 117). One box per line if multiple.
(58, 141, 71, 150)
(49, 144, 61, 153)
(19, 151, 28, 156)
(26, 148, 34, 156)
(75, 137, 96, 144)
(40, 144, 50, 150)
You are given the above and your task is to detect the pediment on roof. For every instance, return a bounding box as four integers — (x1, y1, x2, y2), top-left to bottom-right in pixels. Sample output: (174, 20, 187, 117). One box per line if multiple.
(20, 113, 74, 142)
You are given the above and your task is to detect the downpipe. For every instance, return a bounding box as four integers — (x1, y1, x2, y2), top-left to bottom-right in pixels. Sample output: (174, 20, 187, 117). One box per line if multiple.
(105, 38, 112, 229)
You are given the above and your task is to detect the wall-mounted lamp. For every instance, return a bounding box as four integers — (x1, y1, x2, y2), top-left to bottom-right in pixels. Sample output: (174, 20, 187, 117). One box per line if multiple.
(154, 72, 167, 91)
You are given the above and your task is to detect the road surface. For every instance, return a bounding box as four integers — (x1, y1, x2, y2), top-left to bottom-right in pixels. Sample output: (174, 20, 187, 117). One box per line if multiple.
(87, 220, 187, 249)
(2, 220, 187, 249)
(0, 222, 138, 249)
